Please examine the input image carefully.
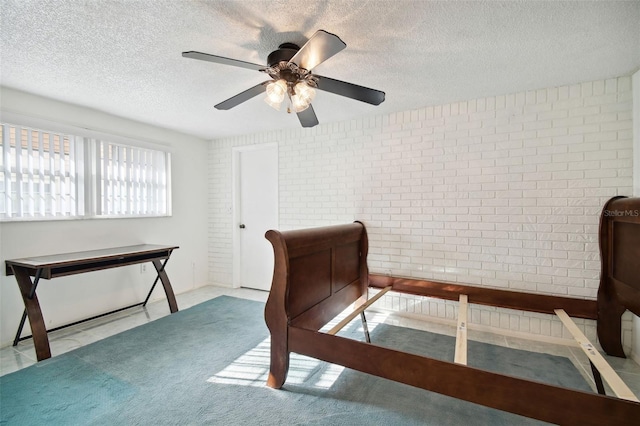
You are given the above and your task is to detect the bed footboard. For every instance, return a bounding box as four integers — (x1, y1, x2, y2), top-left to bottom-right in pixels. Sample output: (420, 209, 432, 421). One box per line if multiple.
(264, 222, 368, 388)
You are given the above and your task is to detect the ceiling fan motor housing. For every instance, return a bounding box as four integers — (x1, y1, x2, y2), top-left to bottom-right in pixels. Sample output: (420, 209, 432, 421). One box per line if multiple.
(267, 43, 300, 67)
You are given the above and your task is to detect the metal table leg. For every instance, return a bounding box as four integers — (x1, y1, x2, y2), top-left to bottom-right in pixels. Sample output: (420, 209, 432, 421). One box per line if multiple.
(590, 360, 606, 395)
(360, 311, 371, 343)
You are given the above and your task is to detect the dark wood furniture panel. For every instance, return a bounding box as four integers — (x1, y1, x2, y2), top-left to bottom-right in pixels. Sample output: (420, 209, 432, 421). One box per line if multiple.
(264, 222, 368, 387)
(5, 244, 179, 361)
(598, 196, 640, 356)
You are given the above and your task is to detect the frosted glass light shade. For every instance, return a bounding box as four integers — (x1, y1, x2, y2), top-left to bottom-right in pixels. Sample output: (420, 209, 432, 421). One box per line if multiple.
(264, 95, 283, 110)
(291, 94, 310, 113)
(294, 82, 316, 103)
(265, 79, 287, 110)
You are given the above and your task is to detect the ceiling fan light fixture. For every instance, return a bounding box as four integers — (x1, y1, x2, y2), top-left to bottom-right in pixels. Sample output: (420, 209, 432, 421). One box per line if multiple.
(184, 29, 385, 127)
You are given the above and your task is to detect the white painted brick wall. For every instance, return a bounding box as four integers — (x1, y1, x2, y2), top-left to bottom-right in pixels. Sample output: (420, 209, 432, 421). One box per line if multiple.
(208, 76, 634, 350)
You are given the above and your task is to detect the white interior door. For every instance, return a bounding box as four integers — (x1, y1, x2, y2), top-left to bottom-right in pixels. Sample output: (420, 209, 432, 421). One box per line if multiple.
(236, 144, 278, 291)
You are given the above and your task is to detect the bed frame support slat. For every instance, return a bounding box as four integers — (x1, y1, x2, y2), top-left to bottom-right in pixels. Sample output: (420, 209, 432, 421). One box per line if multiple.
(327, 286, 392, 336)
(554, 309, 639, 402)
(454, 294, 468, 365)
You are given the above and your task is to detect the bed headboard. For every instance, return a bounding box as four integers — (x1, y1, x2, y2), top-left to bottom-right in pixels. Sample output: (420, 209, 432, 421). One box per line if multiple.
(598, 196, 640, 357)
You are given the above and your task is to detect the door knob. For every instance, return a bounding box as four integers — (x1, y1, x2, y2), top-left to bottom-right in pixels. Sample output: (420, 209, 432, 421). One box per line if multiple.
(239, 224, 246, 229)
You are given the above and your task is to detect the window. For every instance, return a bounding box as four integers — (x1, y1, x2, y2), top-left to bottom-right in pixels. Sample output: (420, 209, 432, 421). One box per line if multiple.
(96, 140, 169, 216)
(0, 124, 83, 219)
(0, 122, 171, 221)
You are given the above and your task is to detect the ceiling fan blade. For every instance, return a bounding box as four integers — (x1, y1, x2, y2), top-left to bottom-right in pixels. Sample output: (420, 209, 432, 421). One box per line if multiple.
(182, 51, 265, 71)
(297, 105, 319, 128)
(288, 30, 346, 71)
(214, 81, 270, 110)
(315, 75, 385, 106)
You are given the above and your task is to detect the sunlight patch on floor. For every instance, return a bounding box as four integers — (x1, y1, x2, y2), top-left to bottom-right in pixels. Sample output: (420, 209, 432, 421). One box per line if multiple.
(207, 338, 271, 387)
(207, 337, 344, 389)
(207, 308, 389, 389)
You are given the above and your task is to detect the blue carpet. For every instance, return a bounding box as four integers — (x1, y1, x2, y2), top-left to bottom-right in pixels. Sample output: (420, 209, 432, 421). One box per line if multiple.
(0, 296, 591, 425)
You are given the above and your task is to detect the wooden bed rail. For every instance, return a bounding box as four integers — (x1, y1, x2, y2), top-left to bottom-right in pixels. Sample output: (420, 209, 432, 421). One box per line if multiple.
(369, 274, 598, 319)
(289, 326, 640, 425)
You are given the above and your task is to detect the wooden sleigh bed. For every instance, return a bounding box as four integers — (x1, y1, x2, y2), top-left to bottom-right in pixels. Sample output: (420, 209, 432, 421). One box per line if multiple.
(264, 196, 640, 425)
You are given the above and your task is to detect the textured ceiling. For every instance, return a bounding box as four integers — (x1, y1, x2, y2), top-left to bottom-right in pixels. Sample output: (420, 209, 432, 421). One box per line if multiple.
(1, 0, 639, 140)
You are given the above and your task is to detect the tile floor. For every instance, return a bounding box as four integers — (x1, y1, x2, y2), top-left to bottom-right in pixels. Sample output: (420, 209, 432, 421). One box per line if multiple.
(1, 285, 639, 400)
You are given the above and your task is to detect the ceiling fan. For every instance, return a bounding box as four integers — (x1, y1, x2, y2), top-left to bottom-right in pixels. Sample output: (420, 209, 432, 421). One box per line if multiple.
(182, 30, 385, 128)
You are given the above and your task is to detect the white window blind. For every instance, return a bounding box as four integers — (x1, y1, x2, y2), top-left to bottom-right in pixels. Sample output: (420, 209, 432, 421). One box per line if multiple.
(96, 140, 169, 216)
(0, 121, 171, 221)
(0, 123, 83, 219)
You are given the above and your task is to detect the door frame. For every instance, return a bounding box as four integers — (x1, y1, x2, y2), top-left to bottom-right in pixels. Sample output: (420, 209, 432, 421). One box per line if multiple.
(231, 142, 279, 288)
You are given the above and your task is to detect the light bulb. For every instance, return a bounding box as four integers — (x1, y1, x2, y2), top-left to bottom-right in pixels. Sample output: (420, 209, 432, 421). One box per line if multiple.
(266, 80, 286, 102)
(265, 79, 287, 110)
(294, 81, 316, 103)
(264, 95, 282, 110)
(290, 93, 310, 113)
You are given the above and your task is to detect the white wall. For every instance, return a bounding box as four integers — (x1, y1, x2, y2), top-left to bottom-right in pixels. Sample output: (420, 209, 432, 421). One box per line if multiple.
(209, 76, 635, 349)
(632, 69, 640, 363)
(0, 87, 209, 347)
